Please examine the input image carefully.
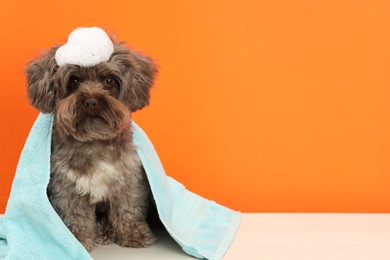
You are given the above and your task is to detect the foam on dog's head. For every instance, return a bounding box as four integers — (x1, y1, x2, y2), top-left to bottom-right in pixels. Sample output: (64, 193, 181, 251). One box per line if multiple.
(55, 27, 114, 67)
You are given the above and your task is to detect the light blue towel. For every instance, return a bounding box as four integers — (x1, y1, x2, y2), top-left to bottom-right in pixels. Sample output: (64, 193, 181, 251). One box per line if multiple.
(0, 113, 241, 260)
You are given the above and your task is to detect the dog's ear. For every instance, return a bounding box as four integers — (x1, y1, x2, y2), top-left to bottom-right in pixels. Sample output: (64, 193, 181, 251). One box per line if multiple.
(112, 44, 157, 112)
(25, 47, 59, 113)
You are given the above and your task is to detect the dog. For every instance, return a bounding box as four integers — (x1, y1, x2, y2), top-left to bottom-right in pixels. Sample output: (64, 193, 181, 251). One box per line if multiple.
(25, 28, 157, 251)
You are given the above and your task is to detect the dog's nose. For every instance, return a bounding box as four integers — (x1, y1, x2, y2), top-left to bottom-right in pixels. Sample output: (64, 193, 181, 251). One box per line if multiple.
(83, 98, 99, 110)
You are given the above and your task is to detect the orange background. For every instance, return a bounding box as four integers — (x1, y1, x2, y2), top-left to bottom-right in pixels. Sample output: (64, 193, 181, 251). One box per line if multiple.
(1, 0, 389, 213)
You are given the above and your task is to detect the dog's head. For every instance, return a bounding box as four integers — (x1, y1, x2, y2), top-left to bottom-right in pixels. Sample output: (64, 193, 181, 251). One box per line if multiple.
(26, 28, 157, 142)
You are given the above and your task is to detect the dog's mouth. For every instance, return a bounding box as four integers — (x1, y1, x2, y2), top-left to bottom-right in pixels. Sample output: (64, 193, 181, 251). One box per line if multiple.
(55, 91, 131, 142)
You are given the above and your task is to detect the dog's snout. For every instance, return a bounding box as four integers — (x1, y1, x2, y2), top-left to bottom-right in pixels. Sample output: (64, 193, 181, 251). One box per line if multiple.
(83, 98, 99, 110)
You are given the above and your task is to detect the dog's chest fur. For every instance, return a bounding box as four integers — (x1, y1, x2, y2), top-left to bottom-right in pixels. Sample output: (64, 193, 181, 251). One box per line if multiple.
(67, 160, 126, 203)
(50, 128, 142, 203)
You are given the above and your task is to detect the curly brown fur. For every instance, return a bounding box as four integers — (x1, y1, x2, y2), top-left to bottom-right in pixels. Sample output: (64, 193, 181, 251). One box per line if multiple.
(26, 39, 157, 251)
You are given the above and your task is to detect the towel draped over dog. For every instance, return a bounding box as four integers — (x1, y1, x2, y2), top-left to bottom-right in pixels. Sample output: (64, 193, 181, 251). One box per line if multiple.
(0, 113, 241, 260)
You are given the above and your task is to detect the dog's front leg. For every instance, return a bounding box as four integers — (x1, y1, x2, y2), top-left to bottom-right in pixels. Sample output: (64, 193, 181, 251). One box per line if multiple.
(50, 191, 97, 251)
(110, 192, 155, 248)
(67, 197, 97, 251)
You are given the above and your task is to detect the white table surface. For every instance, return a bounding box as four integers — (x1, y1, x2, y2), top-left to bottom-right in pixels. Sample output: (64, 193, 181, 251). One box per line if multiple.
(2, 213, 389, 259)
(90, 213, 390, 259)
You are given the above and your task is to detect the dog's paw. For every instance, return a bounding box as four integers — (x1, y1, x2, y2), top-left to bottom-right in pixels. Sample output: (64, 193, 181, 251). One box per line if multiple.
(95, 232, 114, 245)
(115, 231, 156, 248)
(80, 238, 95, 252)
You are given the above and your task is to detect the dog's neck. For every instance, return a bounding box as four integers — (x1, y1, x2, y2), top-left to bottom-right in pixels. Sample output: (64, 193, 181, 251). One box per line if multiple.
(51, 120, 136, 175)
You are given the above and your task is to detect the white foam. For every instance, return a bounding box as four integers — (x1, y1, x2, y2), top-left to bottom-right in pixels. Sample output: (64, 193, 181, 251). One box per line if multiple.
(55, 27, 114, 67)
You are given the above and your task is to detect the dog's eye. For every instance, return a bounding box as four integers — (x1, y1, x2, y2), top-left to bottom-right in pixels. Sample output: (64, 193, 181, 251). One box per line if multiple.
(103, 76, 116, 88)
(68, 76, 81, 89)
